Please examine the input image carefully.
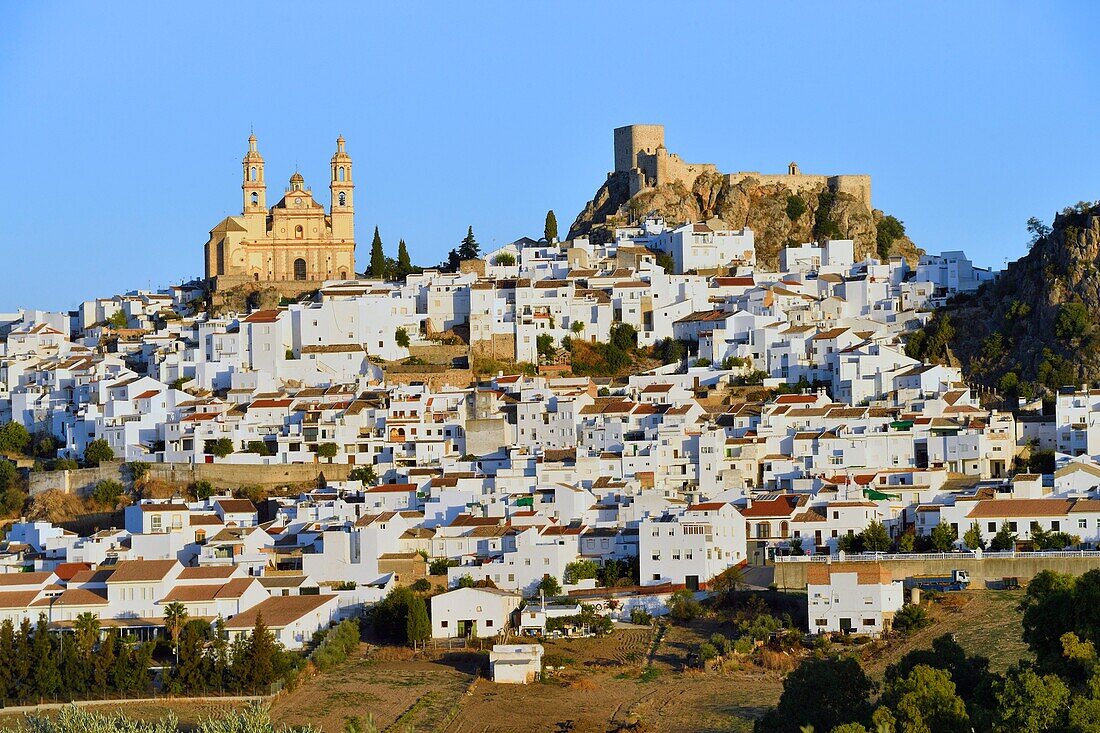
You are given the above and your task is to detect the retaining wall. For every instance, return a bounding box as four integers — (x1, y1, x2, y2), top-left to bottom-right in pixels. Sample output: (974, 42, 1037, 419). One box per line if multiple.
(773, 551, 1100, 590)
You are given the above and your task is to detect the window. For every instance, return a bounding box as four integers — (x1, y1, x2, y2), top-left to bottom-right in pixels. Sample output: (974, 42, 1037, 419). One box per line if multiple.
(250, 191, 258, 205)
(862, 618, 876, 626)
(1009, 522, 1018, 532)
(250, 166, 257, 181)
(1081, 519, 1089, 529)
(440, 620, 448, 628)
(294, 258, 307, 280)
(815, 619, 828, 627)
(339, 191, 346, 206)
(485, 619, 493, 627)
(338, 167, 346, 181)
(988, 522, 996, 533)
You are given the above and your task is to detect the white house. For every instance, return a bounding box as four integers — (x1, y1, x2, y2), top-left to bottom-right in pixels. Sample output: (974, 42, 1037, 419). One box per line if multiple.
(490, 643, 543, 684)
(806, 563, 904, 637)
(224, 593, 340, 650)
(429, 586, 523, 639)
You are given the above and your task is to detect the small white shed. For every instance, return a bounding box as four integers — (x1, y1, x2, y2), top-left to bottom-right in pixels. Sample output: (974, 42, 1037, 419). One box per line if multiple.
(490, 643, 543, 684)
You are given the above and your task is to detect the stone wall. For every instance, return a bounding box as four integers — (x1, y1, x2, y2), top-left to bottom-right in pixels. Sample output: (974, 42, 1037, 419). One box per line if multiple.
(773, 552, 1100, 591)
(28, 461, 354, 497)
(470, 333, 517, 362)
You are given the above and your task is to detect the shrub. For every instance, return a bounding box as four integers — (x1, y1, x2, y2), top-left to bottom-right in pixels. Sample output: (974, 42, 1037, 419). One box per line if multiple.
(127, 461, 151, 481)
(191, 479, 216, 501)
(493, 252, 516, 266)
(429, 558, 454, 575)
(698, 641, 719, 664)
(667, 589, 701, 623)
(348, 465, 377, 484)
(785, 194, 807, 221)
(564, 559, 598, 584)
(245, 440, 271, 456)
(410, 578, 431, 592)
(1056, 301, 1089, 341)
(91, 479, 124, 507)
(0, 421, 31, 454)
(395, 327, 410, 348)
(893, 604, 931, 633)
(536, 575, 562, 597)
(310, 619, 361, 671)
(204, 438, 234, 458)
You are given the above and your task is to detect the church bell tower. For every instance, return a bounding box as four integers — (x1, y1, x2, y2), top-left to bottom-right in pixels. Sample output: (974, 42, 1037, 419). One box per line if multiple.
(329, 136, 354, 241)
(242, 133, 266, 215)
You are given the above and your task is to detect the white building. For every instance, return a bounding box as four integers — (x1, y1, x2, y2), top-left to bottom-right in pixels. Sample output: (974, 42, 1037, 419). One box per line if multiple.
(806, 563, 903, 636)
(429, 586, 523, 639)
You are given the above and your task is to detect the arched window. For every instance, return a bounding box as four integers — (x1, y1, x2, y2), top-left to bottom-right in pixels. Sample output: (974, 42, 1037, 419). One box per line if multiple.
(250, 166, 257, 181)
(294, 258, 307, 280)
(250, 191, 258, 206)
(253, 272, 259, 282)
(216, 242, 225, 276)
(338, 167, 345, 181)
(338, 191, 346, 206)
(340, 270, 348, 280)
(294, 225, 303, 239)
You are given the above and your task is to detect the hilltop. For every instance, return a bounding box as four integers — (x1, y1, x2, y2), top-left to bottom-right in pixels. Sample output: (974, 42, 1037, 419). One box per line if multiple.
(906, 200, 1100, 396)
(568, 171, 922, 270)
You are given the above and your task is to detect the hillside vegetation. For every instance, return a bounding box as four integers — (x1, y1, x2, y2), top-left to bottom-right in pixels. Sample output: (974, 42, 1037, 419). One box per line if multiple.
(906, 200, 1100, 397)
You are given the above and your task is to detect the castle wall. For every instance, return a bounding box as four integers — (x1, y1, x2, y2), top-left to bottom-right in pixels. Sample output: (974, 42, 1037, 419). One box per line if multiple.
(725, 172, 872, 209)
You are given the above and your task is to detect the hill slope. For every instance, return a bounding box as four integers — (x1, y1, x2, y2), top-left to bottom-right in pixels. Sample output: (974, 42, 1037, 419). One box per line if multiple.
(568, 170, 922, 270)
(907, 201, 1100, 395)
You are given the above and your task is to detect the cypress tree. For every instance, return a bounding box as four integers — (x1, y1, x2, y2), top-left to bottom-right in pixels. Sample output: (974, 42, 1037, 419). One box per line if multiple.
(396, 239, 412, 280)
(247, 614, 277, 691)
(31, 614, 60, 699)
(544, 210, 558, 242)
(458, 226, 480, 260)
(0, 619, 14, 702)
(405, 595, 431, 649)
(369, 226, 386, 279)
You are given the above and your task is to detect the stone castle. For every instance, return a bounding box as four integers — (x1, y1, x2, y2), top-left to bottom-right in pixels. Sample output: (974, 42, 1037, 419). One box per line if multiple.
(204, 135, 357, 293)
(614, 124, 872, 209)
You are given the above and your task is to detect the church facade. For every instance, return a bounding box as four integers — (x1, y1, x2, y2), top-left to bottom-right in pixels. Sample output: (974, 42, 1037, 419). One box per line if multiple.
(204, 135, 356, 292)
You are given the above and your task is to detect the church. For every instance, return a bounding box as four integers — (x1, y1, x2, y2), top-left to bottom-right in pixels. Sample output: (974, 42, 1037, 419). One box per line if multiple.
(204, 135, 356, 292)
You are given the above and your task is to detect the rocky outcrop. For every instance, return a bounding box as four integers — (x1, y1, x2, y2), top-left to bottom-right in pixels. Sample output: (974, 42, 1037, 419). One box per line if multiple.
(569, 172, 921, 270)
(916, 202, 1100, 393)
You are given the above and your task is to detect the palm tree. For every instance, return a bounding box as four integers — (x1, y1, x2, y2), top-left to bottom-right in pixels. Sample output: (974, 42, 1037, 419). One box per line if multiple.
(163, 601, 188, 664)
(73, 612, 100, 656)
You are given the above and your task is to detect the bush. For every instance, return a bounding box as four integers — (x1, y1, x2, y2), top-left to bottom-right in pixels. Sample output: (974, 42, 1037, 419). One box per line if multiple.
(410, 578, 431, 592)
(893, 604, 931, 633)
(91, 479, 124, 507)
(630, 607, 653, 626)
(83, 439, 114, 466)
(191, 479, 216, 501)
(492, 252, 516, 266)
(127, 461, 151, 481)
(536, 575, 562, 597)
(395, 327, 410, 348)
(429, 558, 454, 575)
(348, 465, 377, 484)
(876, 215, 906, 261)
(564, 559, 598, 584)
(536, 333, 555, 360)
(609, 323, 637, 351)
(1056, 301, 1089, 341)
(315, 443, 339, 461)
(785, 194, 807, 221)
(667, 589, 701, 623)
(697, 641, 719, 664)
(310, 619, 361, 671)
(0, 421, 31, 454)
(244, 441, 271, 456)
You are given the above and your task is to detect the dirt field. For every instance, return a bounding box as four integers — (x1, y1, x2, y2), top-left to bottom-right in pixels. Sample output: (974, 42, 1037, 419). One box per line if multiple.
(0, 590, 1027, 733)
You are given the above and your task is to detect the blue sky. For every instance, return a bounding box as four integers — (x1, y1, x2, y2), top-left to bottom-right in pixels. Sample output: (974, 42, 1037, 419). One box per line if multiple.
(1, 3, 1097, 311)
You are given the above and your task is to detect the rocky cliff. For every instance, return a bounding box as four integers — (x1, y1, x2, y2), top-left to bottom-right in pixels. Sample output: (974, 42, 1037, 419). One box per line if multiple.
(908, 202, 1100, 395)
(568, 171, 921, 270)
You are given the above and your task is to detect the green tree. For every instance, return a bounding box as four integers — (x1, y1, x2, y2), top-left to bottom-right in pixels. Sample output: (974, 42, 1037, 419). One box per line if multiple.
(191, 479, 216, 501)
(993, 666, 1070, 733)
(369, 226, 386, 279)
(107, 310, 129, 329)
(861, 521, 891, 552)
(990, 521, 1018, 552)
(395, 239, 413, 280)
(372, 587, 417, 644)
(405, 594, 431, 649)
(205, 438, 234, 458)
(537, 575, 562, 597)
(564, 559, 599, 584)
(245, 614, 279, 691)
(879, 664, 969, 733)
(83, 439, 114, 466)
(536, 333, 555, 360)
(493, 252, 516, 266)
(128, 460, 151, 481)
(0, 462, 24, 515)
(394, 326, 410, 348)
(91, 479, 124, 507)
(245, 440, 271, 456)
(0, 421, 31, 454)
(1028, 216, 1052, 246)
(544, 210, 558, 242)
(963, 521, 987, 551)
(930, 522, 957, 552)
(348, 465, 377, 485)
(31, 614, 60, 699)
(316, 443, 339, 462)
(755, 656, 874, 733)
(458, 226, 480, 260)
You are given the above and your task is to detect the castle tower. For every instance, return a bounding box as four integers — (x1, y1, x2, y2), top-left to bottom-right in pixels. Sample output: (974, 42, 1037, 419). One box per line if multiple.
(329, 136, 354, 241)
(242, 134, 266, 214)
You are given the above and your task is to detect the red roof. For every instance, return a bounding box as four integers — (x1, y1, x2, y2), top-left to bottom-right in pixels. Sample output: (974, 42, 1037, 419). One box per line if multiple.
(243, 309, 281, 323)
(688, 502, 727, 511)
(774, 394, 819, 404)
(134, 390, 160, 400)
(741, 495, 801, 518)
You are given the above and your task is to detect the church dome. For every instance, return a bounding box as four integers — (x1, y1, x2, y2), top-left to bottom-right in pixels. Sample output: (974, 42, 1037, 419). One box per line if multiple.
(290, 171, 305, 183)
